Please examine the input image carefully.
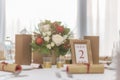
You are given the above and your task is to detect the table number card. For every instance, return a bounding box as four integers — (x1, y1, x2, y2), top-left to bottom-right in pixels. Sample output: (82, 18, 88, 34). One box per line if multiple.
(75, 44, 88, 63)
(70, 39, 93, 64)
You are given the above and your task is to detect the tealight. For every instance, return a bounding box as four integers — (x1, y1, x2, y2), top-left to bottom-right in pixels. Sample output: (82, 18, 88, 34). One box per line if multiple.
(57, 61, 63, 68)
(43, 61, 52, 68)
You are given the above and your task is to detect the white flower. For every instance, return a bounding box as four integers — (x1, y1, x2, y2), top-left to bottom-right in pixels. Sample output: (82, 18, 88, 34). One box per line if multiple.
(46, 44, 51, 49)
(51, 42, 55, 47)
(63, 35, 68, 40)
(44, 36, 50, 42)
(46, 31, 52, 36)
(52, 34, 64, 46)
(39, 24, 51, 32)
(42, 32, 47, 36)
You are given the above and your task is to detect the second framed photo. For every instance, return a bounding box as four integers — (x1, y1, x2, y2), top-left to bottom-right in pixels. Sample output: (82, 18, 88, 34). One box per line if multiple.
(70, 39, 93, 64)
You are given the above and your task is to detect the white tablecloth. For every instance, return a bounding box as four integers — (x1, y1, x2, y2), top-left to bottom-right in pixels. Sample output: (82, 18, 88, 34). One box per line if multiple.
(0, 65, 116, 80)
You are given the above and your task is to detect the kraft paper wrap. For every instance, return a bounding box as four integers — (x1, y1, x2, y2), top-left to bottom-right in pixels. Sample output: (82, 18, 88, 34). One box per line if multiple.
(0, 62, 22, 73)
(84, 36, 99, 64)
(32, 52, 43, 64)
(66, 64, 104, 74)
(32, 51, 57, 65)
(15, 34, 32, 65)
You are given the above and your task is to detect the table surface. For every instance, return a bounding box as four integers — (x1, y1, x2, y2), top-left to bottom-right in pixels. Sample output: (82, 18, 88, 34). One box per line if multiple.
(0, 64, 116, 80)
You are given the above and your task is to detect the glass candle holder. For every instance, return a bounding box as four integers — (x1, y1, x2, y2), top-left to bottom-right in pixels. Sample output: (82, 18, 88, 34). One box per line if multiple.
(56, 57, 65, 68)
(43, 56, 52, 68)
(65, 54, 72, 64)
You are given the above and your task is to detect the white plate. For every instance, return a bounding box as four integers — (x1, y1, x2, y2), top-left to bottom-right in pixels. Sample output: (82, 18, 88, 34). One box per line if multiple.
(21, 65, 33, 70)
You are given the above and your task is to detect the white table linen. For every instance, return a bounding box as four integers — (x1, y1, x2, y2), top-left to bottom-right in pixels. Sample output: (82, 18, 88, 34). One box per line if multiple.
(0, 65, 116, 80)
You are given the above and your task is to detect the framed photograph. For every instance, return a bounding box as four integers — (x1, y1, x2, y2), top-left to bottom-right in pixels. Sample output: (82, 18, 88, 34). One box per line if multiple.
(70, 39, 93, 64)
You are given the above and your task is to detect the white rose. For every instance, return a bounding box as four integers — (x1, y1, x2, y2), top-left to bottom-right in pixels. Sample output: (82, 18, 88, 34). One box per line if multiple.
(46, 31, 52, 36)
(39, 24, 51, 32)
(52, 34, 64, 46)
(46, 44, 51, 49)
(44, 36, 50, 42)
(51, 42, 55, 47)
(42, 32, 47, 36)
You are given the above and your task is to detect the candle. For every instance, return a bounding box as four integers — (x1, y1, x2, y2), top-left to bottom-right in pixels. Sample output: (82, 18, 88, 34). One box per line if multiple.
(43, 56, 52, 68)
(57, 61, 63, 68)
(43, 61, 52, 68)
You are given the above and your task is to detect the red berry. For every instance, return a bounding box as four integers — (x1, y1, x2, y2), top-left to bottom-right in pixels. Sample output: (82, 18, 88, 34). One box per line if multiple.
(56, 26, 64, 33)
(36, 37, 43, 45)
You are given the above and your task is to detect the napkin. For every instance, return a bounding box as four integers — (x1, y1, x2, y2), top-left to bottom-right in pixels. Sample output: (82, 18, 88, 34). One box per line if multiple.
(0, 62, 22, 73)
(66, 64, 104, 74)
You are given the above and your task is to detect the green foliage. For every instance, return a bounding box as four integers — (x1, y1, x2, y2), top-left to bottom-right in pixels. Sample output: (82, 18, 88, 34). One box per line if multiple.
(31, 41, 50, 54)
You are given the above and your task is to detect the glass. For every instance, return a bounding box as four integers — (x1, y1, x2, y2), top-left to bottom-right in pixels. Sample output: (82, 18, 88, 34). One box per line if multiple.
(111, 42, 118, 63)
(56, 56, 65, 68)
(65, 52, 72, 64)
(0, 43, 6, 60)
(43, 56, 52, 68)
(4, 37, 14, 63)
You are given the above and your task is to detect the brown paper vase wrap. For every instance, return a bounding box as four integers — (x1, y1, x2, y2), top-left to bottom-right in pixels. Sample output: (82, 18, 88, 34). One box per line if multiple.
(66, 64, 104, 74)
(32, 50, 57, 65)
(0, 62, 22, 73)
(51, 50, 57, 65)
(15, 34, 32, 65)
(32, 52, 43, 64)
(84, 36, 99, 64)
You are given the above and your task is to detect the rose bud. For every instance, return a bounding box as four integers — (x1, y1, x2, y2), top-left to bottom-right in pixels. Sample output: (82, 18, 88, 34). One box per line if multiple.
(35, 37, 43, 45)
(56, 26, 64, 33)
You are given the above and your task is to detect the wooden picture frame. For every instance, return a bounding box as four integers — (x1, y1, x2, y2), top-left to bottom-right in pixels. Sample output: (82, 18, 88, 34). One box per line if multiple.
(70, 39, 93, 64)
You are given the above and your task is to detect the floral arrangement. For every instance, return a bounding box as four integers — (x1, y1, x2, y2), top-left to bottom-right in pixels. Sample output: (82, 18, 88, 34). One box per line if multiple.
(31, 20, 72, 56)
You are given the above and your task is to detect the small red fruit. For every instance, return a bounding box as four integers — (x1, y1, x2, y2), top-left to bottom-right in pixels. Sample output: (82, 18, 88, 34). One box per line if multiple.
(35, 37, 43, 45)
(56, 26, 64, 33)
